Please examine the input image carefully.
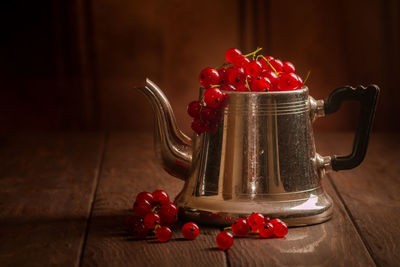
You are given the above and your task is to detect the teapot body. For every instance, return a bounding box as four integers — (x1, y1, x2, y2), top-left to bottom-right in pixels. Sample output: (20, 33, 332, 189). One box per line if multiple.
(176, 87, 332, 226)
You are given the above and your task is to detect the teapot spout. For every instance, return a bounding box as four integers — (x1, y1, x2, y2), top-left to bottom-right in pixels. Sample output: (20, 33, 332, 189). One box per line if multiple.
(136, 79, 192, 180)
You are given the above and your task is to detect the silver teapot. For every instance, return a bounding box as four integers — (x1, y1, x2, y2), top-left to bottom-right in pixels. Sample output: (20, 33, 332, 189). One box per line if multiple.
(138, 79, 379, 226)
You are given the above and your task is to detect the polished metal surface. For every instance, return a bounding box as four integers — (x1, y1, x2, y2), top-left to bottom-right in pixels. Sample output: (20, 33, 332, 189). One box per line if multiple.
(137, 79, 193, 180)
(139, 79, 334, 226)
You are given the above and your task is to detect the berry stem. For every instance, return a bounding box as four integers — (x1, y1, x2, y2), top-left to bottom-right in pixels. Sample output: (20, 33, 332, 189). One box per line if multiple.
(224, 226, 232, 231)
(243, 47, 263, 58)
(259, 55, 279, 76)
(210, 84, 221, 88)
(151, 205, 159, 213)
(245, 77, 251, 91)
(303, 70, 311, 85)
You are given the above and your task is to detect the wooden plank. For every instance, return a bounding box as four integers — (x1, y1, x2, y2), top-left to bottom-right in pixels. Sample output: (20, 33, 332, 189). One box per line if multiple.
(226, 176, 374, 266)
(0, 133, 105, 267)
(316, 132, 400, 266)
(80, 133, 226, 267)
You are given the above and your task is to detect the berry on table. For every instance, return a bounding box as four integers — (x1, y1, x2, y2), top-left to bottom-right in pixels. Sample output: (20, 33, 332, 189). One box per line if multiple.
(259, 222, 274, 238)
(182, 222, 200, 240)
(155, 226, 173, 242)
(133, 199, 152, 217)
(199, 67, 220, 88)
(135, 191, 154, 203)
(152, 189, 170, 205)
(144, 212, 161, 230)
(204, 88, 224, 108)
(216, 231, 234, 250)
(269, 219, 288, 238)
(248, 213, 264, 231)
(126, 216, 148, 239)
(232, 218, 250, 237)
(158, 202, 178, 223)
(187, 101, 201, 118)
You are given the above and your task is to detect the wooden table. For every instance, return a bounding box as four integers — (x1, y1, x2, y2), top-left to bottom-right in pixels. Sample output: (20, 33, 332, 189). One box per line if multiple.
(0, 132, 399, 266)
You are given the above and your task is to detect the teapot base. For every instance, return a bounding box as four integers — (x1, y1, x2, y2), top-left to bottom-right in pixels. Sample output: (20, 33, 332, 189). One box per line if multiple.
(175, 187, 333, 227)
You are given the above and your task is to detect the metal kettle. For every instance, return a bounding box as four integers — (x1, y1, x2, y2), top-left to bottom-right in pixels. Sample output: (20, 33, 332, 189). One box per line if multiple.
(137, 79, 379, 226)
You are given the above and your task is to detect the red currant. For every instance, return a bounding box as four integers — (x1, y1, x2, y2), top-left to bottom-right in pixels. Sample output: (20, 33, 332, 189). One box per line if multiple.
(218, 68, 229, 85)
(125, 216, 148, 239)
(204, 88, 224, 108)
(227, 66, 245, 85)
(133, 199, 152, 217)
(245, 60, 263, 76)
(155, 226, 173, 242)
(270, 219, 288, 238)
(216, 231, 234, 250)
(187, 101, 201, 118)
(201, 107, 218, 121)
(207, 120, 219, 134)
(270, 59, 283, 72)
(191, 118, 208, 134)
(236, 82, 249, 91)
(135, 191, 154, 203)
(259, 222, 274, 238)
(250, 76, 271, 92)
(277, 72, 301, 91)
(152, 189, 170, 205)
(232, 218, 250, 237)
(199, 67, 220, 88)
(220, 84, 236, 91)
(159, 202, 178, 220)
(225, 48, 242, 63)
(144, 212, 161, 230)
(259, 56, 274, 70)
(236, 56, 250, 67)
(182, 222, 200, 240)
(248, 213, 264, 231)
(283, 61, 296, 73)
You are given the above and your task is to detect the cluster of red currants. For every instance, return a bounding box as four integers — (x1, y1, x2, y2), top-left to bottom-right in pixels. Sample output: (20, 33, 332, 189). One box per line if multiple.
(125, 189, 200, 242)
(188, 47, 305, 134)
(216, 213, 288, 250)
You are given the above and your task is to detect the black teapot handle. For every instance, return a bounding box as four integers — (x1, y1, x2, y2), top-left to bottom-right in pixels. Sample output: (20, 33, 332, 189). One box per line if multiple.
(324, 85, 380, 171)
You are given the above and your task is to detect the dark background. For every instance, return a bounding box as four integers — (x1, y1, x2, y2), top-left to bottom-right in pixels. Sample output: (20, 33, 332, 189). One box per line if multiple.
(0, 0, 399, 134)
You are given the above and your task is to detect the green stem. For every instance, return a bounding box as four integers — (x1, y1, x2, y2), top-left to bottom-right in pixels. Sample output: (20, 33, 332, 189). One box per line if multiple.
(210, 84, 221, 88)
(259, 55, 279, 75)
(243, 47, 263, 58)
(224, 226, 232, 231)
(303, 70, 311, 85)
(245, 77, 251, 91)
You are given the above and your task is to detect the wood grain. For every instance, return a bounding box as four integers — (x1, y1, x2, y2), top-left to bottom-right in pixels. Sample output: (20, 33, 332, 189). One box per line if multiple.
(316, 132, 400, 266)
(0, 133, 104, 266)
(80, 133, 227, 267)
(227, 177, 374, 266)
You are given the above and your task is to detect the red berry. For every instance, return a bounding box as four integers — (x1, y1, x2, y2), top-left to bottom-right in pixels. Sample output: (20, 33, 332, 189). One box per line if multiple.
(248, 213, 264, 231)
(191, 118, 208, 134)
(227, 66, 245, 85)
(144, 212, 161, 230)
(270, 219, 288, 238)
(245, 61, 263, 76)
(263, 71, 279, 90)
(187, 101, 201, 118)
(135, 191, 154, 203)
(182, 222, 200, 240)
(218, 68, 229, 85)
(133, 199, 152, 217)
(259, 56, 274, 70)
(216, 231, 234, 250)
(278, 72, 301, 91)
(283, 61, 296, 73)
(159, 203, 178, 219)
(259, 222, 274, 238)
(201, 107, 218, 121)
(220, 84, 236, 91)
(125, 216, 148, 239)
(236, 82, 249, 91)
(236, 56, 250, 67)
(156, 226, 173, 242)
(232, 218, 250, 237)
(225, 48, 242, 63)
(250, 76, 271, 92)
(199, 67, 220, 88)
(270, 59, 283, 72)
(204, 88, 224, 108)
(152, 189, 170, 205)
